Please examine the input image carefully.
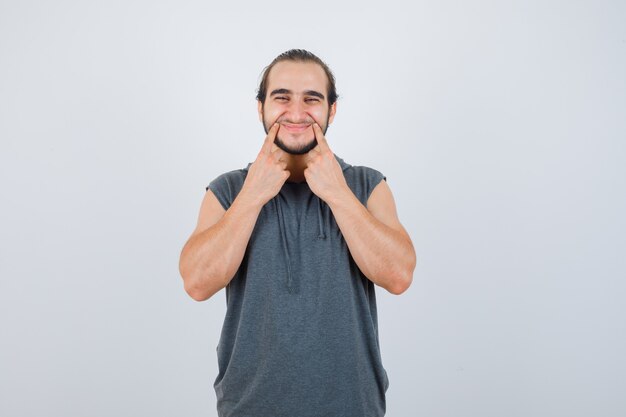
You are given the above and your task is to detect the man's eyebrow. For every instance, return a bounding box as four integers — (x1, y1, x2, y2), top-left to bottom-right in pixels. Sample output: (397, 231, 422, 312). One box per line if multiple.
(269, 89, 326, 100)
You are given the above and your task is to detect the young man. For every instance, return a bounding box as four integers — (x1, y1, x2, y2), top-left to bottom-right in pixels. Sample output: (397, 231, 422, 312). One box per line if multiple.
(179, 49, 416, 417)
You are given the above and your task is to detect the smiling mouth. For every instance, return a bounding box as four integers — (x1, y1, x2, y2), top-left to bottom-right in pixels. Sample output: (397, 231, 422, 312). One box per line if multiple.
(281, 123, 312, 133)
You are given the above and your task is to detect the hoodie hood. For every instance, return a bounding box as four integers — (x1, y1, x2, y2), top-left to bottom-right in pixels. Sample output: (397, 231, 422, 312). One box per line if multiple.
(243, 154, 352, 293)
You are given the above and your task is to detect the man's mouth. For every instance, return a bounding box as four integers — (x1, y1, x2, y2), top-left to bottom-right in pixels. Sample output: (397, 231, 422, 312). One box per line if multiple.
(281, 123, 311, 133)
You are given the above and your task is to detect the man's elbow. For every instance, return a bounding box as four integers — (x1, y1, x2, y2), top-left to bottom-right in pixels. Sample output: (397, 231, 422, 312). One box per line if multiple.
(387, 271, 413, 295)
(184, 281, 211, 302)
(181, 270, 217, 302)
(179, 256, 223, 302)
(387, 256, 416, 295)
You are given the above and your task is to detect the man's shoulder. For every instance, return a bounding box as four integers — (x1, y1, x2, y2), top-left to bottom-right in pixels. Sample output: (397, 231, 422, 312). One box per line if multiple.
(345, 164, 383, 174)
(214, 167, 248, 181)
(205, 165, 249, 192)
(335, 154, 384, 178)
(337, 158, 386, 206)
(342, 163, 386, 184)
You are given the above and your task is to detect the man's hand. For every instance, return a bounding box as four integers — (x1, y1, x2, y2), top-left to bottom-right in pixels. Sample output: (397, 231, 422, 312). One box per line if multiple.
(304, 122, 351, 204)
(240, 123, 290, 208)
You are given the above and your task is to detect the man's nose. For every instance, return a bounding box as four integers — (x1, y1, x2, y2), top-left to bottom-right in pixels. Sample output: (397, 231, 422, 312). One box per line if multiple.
(286, 99, 309, 121)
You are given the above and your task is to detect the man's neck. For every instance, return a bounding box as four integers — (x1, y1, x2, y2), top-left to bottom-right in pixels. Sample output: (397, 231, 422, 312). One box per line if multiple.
(284, 153, 308, 183)
(270, 143, 309, 183)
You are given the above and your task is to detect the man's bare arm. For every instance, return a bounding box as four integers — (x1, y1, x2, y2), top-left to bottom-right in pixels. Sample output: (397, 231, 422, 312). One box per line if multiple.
(179, 190, 263, 301)
(179, 123, 289, 301)
(326, 179, 416, 295)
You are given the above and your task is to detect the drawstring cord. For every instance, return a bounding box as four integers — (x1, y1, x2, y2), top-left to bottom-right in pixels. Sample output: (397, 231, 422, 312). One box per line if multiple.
(274, 193, 327, 293)
(274, 197, 294, 293)
(317, 197, 326, 239)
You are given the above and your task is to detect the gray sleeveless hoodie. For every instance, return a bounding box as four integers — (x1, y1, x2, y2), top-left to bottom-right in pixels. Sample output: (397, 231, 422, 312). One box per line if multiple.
(206, 154, 389, 417)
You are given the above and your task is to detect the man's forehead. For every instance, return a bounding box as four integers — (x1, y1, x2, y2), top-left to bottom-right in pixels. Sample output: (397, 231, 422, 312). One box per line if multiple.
(267, 61, 328, 92)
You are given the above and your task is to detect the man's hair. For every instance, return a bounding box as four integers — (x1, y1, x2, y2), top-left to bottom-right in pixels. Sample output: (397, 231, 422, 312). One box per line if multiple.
(256, 49, 339, 107)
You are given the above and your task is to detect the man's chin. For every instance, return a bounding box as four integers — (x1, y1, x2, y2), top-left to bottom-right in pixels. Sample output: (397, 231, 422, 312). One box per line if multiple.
(275, 137, 318, 155)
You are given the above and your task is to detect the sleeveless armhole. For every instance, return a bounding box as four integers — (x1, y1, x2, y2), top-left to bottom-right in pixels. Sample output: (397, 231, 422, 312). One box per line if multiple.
(206, 179, 230, 210)
(345, 165, 387, 207)
(365, 167, 387, 205)
(205, 171, 243, 210)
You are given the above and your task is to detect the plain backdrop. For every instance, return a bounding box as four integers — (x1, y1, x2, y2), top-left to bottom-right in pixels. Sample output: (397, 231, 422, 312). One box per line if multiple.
(1, 1, 625, 416)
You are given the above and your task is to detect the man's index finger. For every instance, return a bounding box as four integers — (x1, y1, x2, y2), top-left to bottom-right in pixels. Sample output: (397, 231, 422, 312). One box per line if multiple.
(313, 123, 330, 152)
(261, 123, 280, 154)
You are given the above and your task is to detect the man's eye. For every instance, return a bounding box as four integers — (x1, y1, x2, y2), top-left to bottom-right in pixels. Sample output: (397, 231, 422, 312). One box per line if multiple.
(306, 99, 319, 103)
(276, 97, 287, 101)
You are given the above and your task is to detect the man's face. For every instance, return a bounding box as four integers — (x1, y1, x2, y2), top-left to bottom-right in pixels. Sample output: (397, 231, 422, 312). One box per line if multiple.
(258, 61, 336, 155)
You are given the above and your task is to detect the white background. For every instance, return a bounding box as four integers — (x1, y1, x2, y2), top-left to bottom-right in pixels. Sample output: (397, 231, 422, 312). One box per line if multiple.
(1, 1, 625, 416)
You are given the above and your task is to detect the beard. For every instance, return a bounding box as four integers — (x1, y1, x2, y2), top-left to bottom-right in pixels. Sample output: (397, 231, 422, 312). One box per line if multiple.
(262, 112, 330, 155)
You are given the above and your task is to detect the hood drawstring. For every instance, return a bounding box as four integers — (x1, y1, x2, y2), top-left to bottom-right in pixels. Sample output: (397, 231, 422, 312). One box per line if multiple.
(274, 194, 325, 293)
(274, 197, 294, 293)
(243, 154, 351, 293)
(317, 197, 326, 240)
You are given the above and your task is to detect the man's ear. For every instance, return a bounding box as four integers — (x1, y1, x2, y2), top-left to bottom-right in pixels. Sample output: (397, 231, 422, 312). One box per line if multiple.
(257, 100, 263, 122)
(328, 101, 337, 125)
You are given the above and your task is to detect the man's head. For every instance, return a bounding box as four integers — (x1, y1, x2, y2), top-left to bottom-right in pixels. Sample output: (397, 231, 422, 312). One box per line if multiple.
(257, 49, 339, 155)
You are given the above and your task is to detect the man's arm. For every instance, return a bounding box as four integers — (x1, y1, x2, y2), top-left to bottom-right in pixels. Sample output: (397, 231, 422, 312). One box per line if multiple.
(179, 189, 264, 301)
(326, 179, 416, 295)
(179, 123, 289, 301)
